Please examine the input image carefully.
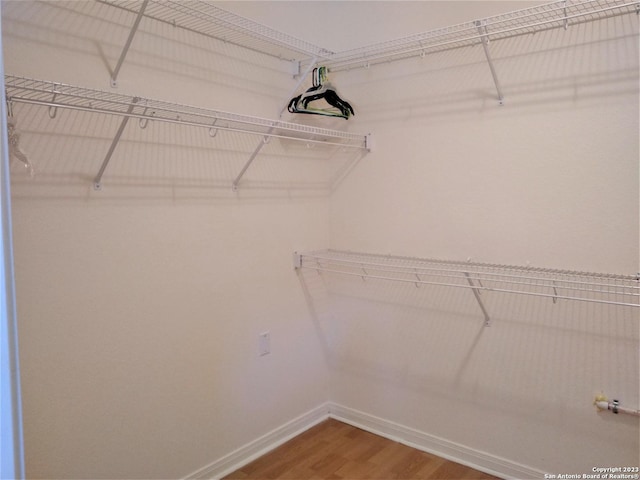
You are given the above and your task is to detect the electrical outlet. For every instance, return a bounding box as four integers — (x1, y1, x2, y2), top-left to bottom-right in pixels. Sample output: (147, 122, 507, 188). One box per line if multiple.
(258, 331, 270, 356)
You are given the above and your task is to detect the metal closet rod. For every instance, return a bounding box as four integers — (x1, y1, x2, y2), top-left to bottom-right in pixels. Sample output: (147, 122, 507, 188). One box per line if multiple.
(295, 251, 640, 309)
(7, 97, 364, 149)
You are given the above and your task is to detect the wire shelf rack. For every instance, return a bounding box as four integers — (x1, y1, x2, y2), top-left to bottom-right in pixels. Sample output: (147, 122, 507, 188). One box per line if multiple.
(4, 75, 369, 189)
(318, 0, 640, 71)
(97, 0, 335, 63)
(4, 75, 367, 148)
(295, 250, 640, 319)
(96, 0, 639, 74)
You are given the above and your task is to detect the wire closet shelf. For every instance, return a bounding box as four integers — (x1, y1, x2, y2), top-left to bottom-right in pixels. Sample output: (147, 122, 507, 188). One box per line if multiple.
(98, 0, 640, 72)
(316, 0, 640, 71)
(97, 0, 335, 63)
(295, 250, 640, 309)
(4, 75, 368, 148)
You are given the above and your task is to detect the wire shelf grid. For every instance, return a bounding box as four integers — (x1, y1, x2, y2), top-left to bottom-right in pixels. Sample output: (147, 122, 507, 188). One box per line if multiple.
(97, 0, 335, 62)
(4, 75, 367, 149)
(95, 0, 639, 72)
(318, 0, 640, 71)
(297, 250, 640, 308)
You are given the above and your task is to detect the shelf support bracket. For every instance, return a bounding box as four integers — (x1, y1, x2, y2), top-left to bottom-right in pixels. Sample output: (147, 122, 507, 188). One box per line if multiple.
(475, 20, 504, 106)
(232, 56, 319, 191)
(464, 272, 491, 326)
(111, 0, 149, 87)
(231, 126, 273, 191)
(93, 98, 139, 190)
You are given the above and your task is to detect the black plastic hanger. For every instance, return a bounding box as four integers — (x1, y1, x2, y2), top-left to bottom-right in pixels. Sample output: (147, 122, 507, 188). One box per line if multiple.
(288, 67, 354, 119)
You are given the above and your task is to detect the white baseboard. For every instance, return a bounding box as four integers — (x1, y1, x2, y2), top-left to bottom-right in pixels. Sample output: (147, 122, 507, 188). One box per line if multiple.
(184, 401, 547, 480)
(183, 403, 330, 480)
(328, 403, 548, 480)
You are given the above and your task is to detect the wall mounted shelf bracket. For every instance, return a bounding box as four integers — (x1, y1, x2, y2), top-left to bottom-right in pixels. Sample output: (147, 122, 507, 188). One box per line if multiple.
(464, 272, 491, 326)
(110, 0, 149, 87)
(93, 98, 139, 190)
(231, 126, 274, 191)
(232, 55, 319, 191)
(475, 20, 504, 105)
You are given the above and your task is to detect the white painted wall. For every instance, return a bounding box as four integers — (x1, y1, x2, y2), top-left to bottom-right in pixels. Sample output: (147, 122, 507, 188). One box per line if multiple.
(323, 3, 640, 477)
(2, 1, 331, 478)
(3, 0, 639, 478)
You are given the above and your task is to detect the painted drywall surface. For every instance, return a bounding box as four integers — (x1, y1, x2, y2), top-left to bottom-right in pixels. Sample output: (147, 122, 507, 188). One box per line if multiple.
(332, 12, 639, 273)
(3, 1, 331, 478)
(12, 201, 330, 479)
(326, 7, 639, 476)
(4, 0, 640, 477)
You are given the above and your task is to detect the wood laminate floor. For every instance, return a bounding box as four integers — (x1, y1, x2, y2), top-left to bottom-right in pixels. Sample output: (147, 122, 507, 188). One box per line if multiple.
(223, 419, 501, 480)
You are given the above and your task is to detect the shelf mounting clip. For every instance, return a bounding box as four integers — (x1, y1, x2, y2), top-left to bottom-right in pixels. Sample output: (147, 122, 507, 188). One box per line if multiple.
(475, 20, 504, 106)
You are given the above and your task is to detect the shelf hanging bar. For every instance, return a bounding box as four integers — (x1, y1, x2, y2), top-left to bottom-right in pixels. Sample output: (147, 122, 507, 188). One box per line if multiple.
(475, 20, 504, 105)
(9, 94, 365, 147)
(93, 98, 139, 190)
(111, 0, 149, 87)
